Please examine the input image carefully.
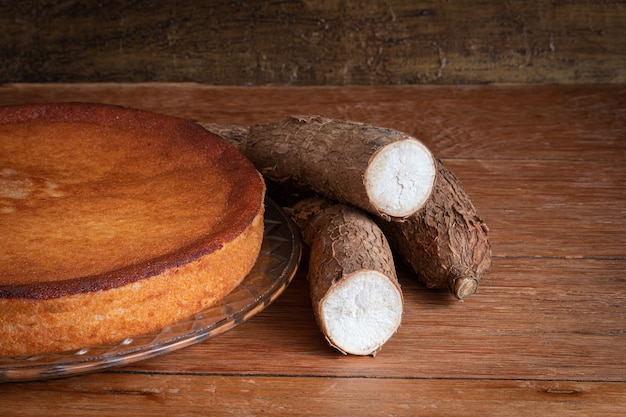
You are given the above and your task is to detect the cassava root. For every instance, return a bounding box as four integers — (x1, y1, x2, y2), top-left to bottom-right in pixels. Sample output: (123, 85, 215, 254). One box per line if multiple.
(202, 116, 436, 221)
(378, 160, 491, 300)
(201, 115, 491, 300)
(287, 197, 403, 356)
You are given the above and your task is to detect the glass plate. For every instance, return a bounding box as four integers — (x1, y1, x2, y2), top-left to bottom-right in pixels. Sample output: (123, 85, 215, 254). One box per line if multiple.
(0, 199, 301, 383)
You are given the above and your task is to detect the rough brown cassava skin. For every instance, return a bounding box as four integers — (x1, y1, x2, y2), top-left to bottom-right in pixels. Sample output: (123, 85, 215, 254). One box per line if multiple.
(200, 123, 249, 151)
(379, 160, 492, 300)
(289, 198, 402, 355)
(228, 115, 432, 220)
(286, 197, 335, 244)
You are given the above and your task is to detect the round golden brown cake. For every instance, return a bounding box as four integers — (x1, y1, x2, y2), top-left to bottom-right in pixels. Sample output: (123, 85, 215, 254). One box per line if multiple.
(0, 103, 265, 356)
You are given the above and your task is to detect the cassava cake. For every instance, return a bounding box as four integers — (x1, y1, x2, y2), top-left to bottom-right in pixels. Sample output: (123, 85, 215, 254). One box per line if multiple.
(0, 103, 265, 356)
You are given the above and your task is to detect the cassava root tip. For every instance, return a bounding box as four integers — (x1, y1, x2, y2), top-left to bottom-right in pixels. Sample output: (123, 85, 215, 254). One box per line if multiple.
(453, 278, 479, 301)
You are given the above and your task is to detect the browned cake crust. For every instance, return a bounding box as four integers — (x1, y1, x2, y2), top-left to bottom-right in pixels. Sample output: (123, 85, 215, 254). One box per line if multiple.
(0, 103, 265, 356)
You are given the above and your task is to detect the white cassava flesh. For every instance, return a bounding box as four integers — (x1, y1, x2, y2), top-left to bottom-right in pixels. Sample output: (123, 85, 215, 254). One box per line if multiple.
(320, 271, 403, 356)
(365, 139, 436, 218)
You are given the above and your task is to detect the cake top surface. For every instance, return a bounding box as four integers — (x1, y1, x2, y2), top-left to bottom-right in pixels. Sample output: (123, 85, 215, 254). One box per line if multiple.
(0, 103, 264, 298)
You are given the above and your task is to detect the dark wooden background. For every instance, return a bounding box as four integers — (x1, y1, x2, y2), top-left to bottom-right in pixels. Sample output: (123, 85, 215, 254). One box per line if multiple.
(2, 0, 625, 85)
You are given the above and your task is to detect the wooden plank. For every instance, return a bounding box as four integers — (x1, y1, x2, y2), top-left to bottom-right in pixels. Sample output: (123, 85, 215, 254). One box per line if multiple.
(1, 373, 624, 417)
(1, 1, 625, 85)
(0, 84, 624, 161)
(118, 257, 626, 382)
(0, 84, 624, 414)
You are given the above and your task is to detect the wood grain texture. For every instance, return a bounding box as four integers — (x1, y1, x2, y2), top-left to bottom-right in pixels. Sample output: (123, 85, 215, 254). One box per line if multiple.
(0, 83, 624, 415)
(1, 0, 625, 85)
(1, 373, 625, 417)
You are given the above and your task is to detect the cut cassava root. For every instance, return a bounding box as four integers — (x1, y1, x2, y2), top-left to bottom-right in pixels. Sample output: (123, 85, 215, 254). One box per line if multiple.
(201, 116, 491, 300)
(203, 116, 436, 220)
(288, 198, 403, 356)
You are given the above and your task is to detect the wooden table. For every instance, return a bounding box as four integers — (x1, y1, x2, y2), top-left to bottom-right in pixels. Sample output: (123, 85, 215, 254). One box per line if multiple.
(0, 84, 625, 416)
